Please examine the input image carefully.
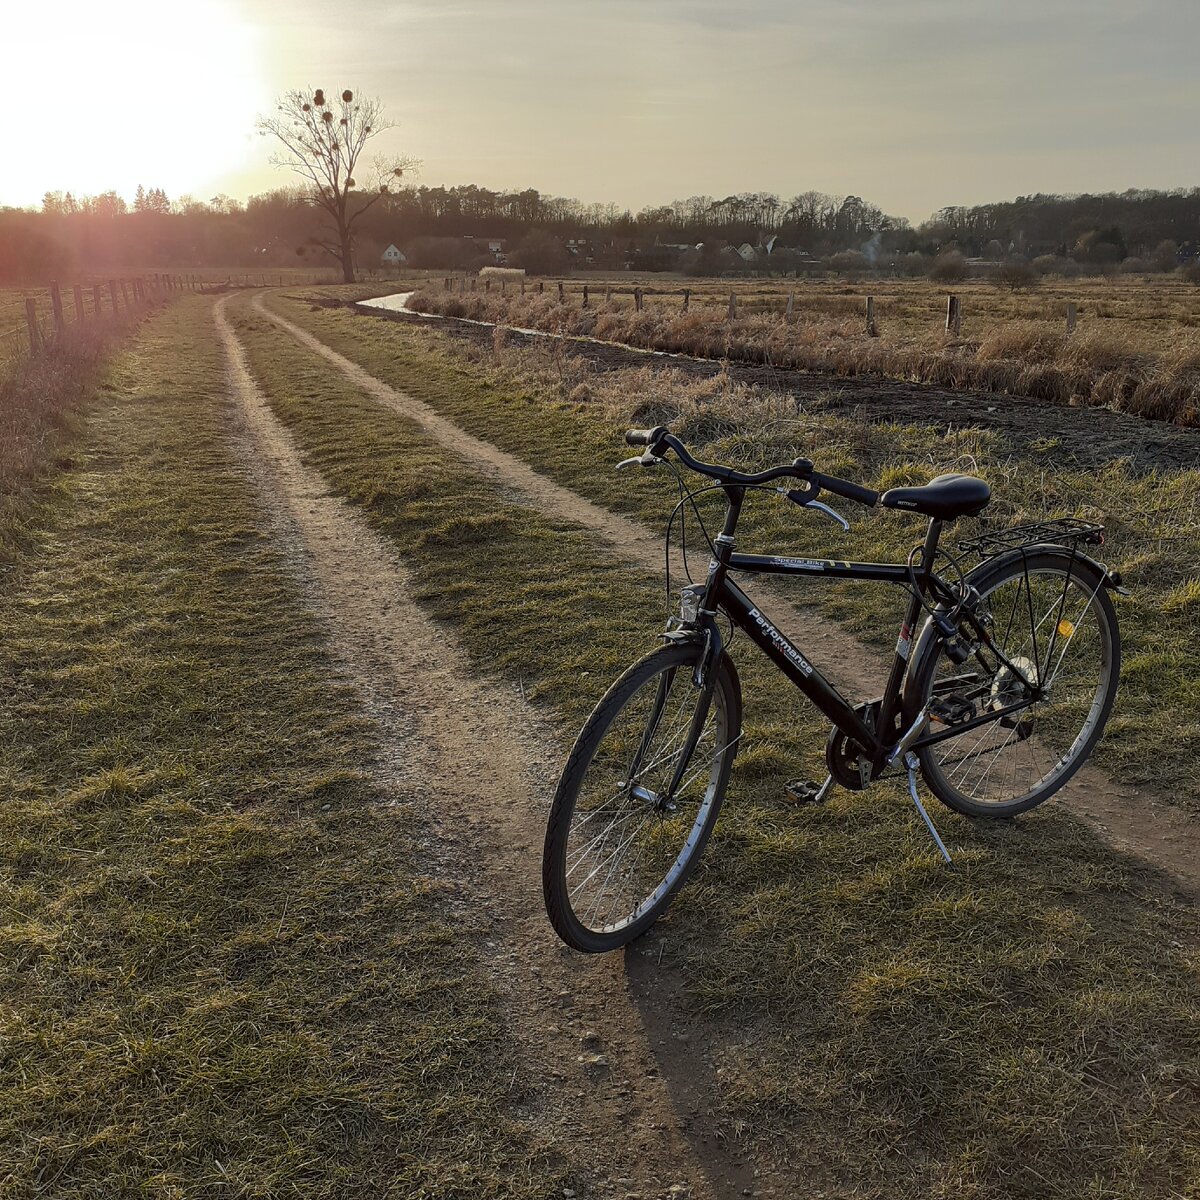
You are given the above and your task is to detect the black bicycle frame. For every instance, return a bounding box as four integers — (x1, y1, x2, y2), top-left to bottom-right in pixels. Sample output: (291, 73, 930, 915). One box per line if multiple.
(694, 486, 1027, 773)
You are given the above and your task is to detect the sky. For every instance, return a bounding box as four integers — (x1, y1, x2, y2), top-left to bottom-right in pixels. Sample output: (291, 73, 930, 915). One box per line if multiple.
(5, 0, 1199, 223)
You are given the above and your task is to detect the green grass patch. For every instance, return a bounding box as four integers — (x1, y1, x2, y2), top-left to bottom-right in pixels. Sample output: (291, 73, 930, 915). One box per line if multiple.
(0, 297, 550, 1198)
(229, 295, 1200, 1200)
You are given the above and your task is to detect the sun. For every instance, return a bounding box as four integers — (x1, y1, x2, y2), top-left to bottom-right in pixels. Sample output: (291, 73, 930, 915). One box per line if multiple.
(5, 0, 265, 206)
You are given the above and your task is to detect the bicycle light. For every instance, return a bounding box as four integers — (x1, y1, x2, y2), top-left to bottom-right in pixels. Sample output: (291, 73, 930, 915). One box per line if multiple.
(679, 585, 705, 625)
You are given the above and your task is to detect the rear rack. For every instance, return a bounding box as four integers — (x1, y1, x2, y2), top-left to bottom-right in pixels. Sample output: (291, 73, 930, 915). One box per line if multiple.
(958, 518, 1104, 559)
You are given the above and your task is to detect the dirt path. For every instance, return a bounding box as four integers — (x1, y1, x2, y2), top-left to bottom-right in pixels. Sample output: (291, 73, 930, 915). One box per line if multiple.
(216, 297, 774, 1199)
(253, 293, 1200, 897)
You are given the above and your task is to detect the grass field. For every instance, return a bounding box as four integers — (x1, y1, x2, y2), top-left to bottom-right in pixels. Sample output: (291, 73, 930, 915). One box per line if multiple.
(2, 281, 1197, 1196)
(227, 290, 1200, 1198)
(0, 273, 429, 362)
(0, 298, 554, 1197)
(408, 273, 1200, 424)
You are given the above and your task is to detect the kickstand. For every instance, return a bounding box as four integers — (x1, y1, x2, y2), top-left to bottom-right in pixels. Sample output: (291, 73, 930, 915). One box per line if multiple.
(903, 753, 953, 865)
(784, 774, 833, 805)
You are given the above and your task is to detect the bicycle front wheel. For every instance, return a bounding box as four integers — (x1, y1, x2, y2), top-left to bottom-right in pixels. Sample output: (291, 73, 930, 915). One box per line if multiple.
(908, 548, 1121, 818)
(542, 641, 742, 953)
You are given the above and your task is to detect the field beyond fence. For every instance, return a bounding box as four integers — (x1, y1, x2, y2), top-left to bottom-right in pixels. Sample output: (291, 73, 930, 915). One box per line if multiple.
(407, 274, 1200, 426)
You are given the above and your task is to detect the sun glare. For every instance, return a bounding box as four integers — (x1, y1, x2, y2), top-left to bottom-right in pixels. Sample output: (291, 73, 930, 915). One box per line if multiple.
(4, 0, 264, 207)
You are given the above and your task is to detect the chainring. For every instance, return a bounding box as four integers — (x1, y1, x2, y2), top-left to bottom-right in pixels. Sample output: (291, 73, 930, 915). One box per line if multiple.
(825, 700, 881, 791)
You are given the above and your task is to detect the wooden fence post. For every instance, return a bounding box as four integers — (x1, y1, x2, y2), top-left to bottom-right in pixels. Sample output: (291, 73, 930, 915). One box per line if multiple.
(73, 284, 85, 322)
(485, 279, 492, 292)
(501, 280, 507, 296)
(93, 285, 103, 315)
(786, 291, 795, 318)
(865, 295, 877, 336)
(109, 280, 120, 312)
(582, 284, 589, 308)
(634, 287, 643, 312)
(605, 286, 611, 305)
(945, 294, 961, 335)
(49, 282, 65, 333)
(557, 281, 564, 301)
(727, 292, 737, 320)
(25, 297, 41, 353)
(538, 280, 544, 294)
(682, 288, 690, 313)
(121, 280, 130, 308)
(1066, 302, 1078, 335)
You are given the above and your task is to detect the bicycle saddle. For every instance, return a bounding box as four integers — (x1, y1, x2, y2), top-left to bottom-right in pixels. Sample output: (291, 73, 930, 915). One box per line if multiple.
(880, 474, 990, 520)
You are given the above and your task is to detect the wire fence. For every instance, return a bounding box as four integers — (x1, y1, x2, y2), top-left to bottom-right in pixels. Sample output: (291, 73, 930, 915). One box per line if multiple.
(0, 271, 341, 367)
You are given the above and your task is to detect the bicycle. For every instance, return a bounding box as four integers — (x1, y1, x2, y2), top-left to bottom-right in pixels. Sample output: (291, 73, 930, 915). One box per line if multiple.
(542, 426, 1125, 953)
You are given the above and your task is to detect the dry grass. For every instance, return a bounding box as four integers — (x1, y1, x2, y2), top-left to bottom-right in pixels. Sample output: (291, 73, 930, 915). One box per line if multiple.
(274, 290, 1200, 808)
(406, 277, 1200, 425)
(0, 307, 160, 562)
(478, 266, 526, 282)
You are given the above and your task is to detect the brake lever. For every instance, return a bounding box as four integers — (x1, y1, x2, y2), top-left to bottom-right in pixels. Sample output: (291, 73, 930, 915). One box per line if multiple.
(777, 487, 850, 531)
(805, 499, 850, 531)
(616, 452, 662, 470)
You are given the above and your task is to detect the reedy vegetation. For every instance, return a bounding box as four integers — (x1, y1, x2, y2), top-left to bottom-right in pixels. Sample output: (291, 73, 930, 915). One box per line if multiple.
(406, 285, 1200, 425)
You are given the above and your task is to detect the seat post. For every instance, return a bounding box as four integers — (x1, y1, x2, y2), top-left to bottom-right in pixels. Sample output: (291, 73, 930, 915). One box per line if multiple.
(920, 519, 943, 583)
(874, 518, 944, 770)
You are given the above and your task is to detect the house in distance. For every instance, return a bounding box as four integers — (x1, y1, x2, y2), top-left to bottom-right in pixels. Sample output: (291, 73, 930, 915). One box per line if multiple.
(380, 243, 407, 271)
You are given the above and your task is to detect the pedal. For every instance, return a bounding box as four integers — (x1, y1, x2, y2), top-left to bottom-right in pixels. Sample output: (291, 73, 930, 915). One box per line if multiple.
(903, 753, 953, 866)
(784, 775, 833, 805)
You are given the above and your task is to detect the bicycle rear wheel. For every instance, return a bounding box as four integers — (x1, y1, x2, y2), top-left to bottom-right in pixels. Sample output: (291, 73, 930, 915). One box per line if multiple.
(908, 548, 1120, 817)
(542, 641, 742, 953)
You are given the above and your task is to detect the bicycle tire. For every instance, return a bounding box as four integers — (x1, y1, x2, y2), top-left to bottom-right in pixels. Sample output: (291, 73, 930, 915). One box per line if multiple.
(905, 548, 1120, 818)
(543, 641, 742, 953)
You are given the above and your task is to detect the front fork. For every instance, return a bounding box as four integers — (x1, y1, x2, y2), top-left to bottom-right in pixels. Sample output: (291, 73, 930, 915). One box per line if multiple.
(654, 487, 743, 802)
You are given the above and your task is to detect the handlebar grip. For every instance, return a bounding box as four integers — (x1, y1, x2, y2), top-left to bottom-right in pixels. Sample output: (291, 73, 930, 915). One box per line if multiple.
(624, 425, 666, 448)
(813, 473, 880, 507)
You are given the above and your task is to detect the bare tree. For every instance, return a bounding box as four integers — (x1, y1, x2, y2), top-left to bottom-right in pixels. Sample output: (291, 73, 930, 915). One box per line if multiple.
(258, 88, 418, 283)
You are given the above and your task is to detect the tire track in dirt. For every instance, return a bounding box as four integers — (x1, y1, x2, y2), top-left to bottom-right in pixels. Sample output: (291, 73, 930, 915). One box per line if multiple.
(251, 293, 882, 698)
(252, 293, 1200, 897)
(215, 297, 768, 1199)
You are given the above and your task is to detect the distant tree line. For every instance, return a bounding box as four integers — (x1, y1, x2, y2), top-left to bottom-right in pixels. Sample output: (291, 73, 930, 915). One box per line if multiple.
(3, 184, 1199, 283)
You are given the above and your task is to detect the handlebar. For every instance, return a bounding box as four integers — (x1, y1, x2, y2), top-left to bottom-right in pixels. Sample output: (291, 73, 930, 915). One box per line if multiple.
(623, 426, 879, 507)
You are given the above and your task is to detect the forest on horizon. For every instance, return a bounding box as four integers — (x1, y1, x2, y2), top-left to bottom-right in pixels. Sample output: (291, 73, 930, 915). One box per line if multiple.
(4, 182, 1199, 282)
